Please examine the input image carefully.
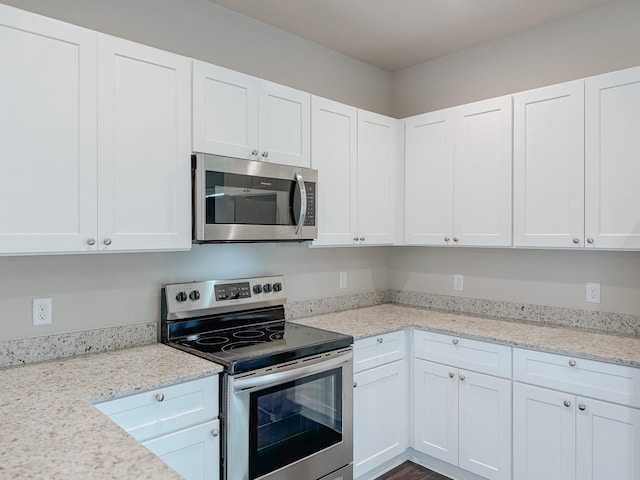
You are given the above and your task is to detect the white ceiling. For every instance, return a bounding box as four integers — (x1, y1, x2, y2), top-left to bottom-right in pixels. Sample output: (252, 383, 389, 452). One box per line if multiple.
(207, 0, 619, 71)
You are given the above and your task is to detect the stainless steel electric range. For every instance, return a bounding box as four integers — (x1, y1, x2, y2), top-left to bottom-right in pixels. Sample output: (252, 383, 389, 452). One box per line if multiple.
(161, 275, 354, 480)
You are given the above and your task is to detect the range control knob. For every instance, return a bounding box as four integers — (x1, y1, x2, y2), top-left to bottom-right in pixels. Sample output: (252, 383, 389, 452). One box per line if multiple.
(273, 282, 282, 292)
(253, 284, 263, 294)
(263, 283, 272, 293)
(175, 291, 187, 303)
(189, 290, 200, 301)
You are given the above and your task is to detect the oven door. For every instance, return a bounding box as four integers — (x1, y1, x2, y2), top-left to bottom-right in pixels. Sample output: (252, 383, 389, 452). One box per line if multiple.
(226, 349, 353, 480)
(193, 153, 317, 242)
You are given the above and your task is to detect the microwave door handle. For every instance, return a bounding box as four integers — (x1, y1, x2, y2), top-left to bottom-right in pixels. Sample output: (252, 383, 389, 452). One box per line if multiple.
(294, 172, 307, 235)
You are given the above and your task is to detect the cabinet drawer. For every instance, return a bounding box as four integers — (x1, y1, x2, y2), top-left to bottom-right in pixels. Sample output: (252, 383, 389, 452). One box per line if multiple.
(513, 348, 640, 407)
(95, 375, 218, 442)
(413, 330, 511, 378)
(354, 330, 406, 373)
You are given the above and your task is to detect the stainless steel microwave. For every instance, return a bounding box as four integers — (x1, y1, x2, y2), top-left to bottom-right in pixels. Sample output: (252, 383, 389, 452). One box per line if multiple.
(192, 153, 317, 243)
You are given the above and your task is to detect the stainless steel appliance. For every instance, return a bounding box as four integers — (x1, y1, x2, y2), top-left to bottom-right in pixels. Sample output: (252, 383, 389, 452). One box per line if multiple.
(161, 275, 353, 480)
(192, 154, 318, 243)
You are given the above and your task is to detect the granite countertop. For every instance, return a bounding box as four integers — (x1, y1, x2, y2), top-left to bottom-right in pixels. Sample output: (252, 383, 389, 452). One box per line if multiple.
(293, 304, 640, 367)
(0, 344, 222, 479)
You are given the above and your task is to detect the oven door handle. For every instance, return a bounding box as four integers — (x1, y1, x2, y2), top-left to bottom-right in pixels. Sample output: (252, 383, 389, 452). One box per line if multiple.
(294, 172, 307, 235)
(233, 350, 352, 393)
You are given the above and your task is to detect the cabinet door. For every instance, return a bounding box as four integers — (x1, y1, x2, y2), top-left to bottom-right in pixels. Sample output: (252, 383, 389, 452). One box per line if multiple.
(458, 370, 511, 480)
(413, 359, 458, 465)
(0, 4, 97, 254)
(585, 66, 640, 249)
(357, 110, 398, 245)
(97, 35, 191, 251)
(143, 419, 220, 480)
(258, 80, 310, 167)
(513, 383, 576, 480)
(192, 60, 259, 159)
(310, 96, 358, 246)
(404, 109, 455, 246)
(453, 96, 513, 246)
(513, 81, 585, 248)
(576, 397, 640, 480)
(353, 360, 407, 478)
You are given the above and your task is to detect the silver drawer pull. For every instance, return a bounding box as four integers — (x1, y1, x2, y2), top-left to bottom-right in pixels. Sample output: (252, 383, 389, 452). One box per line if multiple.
(564, 400, 571, 408)
(377, 337, 383, 344)
(452, 338, 459, 345)
(155, 393, 165, 402)
(578, 404, 586, 411)
(448, 372, 455, 379)
(353, 382, 358, 388)
(459, 374, 466, 381)
(211, 428, 219, 437)
(569, 359, 577, 367)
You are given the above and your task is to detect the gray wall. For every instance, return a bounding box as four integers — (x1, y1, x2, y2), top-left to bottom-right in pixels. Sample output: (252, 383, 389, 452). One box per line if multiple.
(391, 0, 640, 117)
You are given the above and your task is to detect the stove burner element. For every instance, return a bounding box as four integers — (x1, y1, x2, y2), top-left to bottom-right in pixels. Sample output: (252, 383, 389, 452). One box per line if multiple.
(269, 332, 284, 341)
(195, 336, 228, 346)
(265, 324, 284, 332)
(233, 329, 266, 339)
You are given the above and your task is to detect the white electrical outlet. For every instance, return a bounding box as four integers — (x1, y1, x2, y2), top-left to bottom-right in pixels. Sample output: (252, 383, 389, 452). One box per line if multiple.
(586, 282, 601, 303)
(339, 272, 347, 289)
(33, 297, 53, 326)
(454, 274, 464, 291)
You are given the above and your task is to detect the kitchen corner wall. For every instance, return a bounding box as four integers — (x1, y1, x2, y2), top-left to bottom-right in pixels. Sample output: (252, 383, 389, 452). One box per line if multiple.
(390, 0, 640, 117)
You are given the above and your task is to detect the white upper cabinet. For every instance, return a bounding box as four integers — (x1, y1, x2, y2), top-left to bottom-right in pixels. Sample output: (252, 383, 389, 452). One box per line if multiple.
(357, 110, 399, 245)
(97, 35, 191, 252)
(311, 99, 398, 246)
(404, 109, 455, 245)
(311, 97, 358, 245)
(193, 61, 310, 167)
(585, 66, 640, 249)
(513, 81, 585, 248)
(192, 61, 258, 160)
(404, 96, 512, 247)
(453, 96, 513, 247)
(0, 4, 97, 254)
(0, 5, 191, 254)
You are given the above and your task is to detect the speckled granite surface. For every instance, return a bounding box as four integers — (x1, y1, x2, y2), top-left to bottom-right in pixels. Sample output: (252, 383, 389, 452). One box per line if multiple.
(0, 322, 157, 368)
(292, 304, 640, 367)
(0, 344, 222, 479)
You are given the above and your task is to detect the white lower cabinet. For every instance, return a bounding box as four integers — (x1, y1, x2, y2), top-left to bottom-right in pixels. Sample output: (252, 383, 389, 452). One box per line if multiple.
(94, 375, 219, 480)
(413, 359, 511, 480)
(353, 332, 407, 478)
(513, 348, 640, 480)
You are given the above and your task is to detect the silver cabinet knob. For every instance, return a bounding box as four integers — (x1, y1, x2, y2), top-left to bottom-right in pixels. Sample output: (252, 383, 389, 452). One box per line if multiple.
(453, 237, 459, 242)
(353, 237, 359, 242)
(261, 151, 269, 158)
(444, 237, 450, 242)
(448, 372, 455, 379)
(87, 238, 96, 246)
(155, 393, 165, 402)
(377, 337, 383, 344)
(569, 359, 577, 367)
(452, 338, 459, 345)
(459, 374, 466, 381)
(210, 428, 219, 437)
(251, 149, 258, 156)
(586, 238, 594, 244)
(353, 382, 358, 388)
(564, 400, 571, 407)
(359, 236, 365, 242)
(578, 404, 586, 411)
(103, 238, 112, 246)
(572, 238, 580, 244)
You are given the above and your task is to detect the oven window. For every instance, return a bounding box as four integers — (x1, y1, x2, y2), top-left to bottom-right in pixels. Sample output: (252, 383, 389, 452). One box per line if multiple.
(249, 368, 343, 479)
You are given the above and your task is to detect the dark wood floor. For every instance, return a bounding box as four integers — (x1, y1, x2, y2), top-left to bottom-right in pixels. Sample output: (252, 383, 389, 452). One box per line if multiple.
(376, 461, 452, 480)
